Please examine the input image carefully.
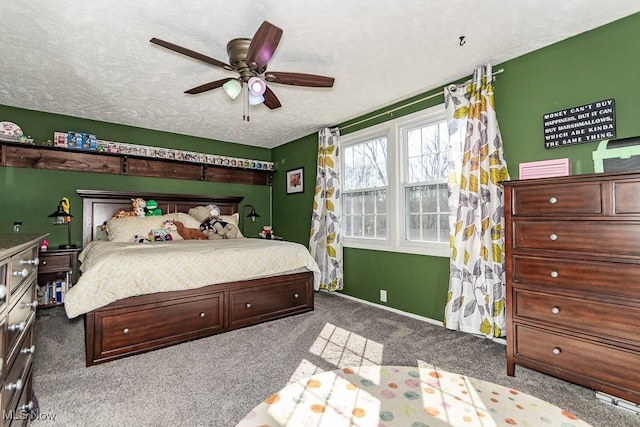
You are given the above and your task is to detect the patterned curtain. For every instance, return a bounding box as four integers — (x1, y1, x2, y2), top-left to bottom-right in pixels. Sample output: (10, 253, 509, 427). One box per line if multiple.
(309, 127, 343, 291)
(443, 64, 510, 338)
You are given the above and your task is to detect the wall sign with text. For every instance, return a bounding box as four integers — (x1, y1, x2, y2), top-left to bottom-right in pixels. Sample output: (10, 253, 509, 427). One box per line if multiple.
(543, 99, 616, 149)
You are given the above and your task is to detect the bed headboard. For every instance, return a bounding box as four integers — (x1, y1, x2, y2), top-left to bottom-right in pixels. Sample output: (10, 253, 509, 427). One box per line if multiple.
(76, 189, 243, 247)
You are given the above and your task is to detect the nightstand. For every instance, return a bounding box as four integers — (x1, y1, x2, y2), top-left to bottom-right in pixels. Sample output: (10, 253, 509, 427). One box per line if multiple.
(37, 248, 81, 307)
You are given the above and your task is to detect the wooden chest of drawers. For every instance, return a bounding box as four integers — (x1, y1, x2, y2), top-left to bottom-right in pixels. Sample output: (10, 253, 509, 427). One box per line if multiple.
(504, 172, 640, 405)
(0, 234, 46, 425)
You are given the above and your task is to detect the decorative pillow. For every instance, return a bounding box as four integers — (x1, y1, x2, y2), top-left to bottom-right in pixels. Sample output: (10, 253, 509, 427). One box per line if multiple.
(106, 213, 182, 242)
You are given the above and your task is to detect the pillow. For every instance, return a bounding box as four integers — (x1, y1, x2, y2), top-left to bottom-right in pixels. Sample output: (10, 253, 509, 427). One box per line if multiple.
(106, 213, 185, 242)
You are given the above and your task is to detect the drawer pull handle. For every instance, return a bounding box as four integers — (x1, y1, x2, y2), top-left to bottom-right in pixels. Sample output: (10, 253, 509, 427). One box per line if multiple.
(12, 268, 29, 278)
(8, 321, 26, 332)
(20, 258, 39, 266)
(21, 345, 36, 355)
(18, 401, 34, 412)
(24, 300, 38, 309)
(200, 312, 206, 318)
(549, 197, 558, 204)
(294, 293, 299, 298)
(550, 271, 559, 278)
(123, 328, 130, 334)
(551, 307, 560, 314)
(6, 378, 23, 392)
(246, 303, 251, 308)
(549, 233, 558, 241)
(552, 347, 561, 355)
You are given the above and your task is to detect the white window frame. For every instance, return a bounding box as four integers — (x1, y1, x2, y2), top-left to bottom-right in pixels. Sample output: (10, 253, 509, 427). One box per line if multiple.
(341, 104, 450, 258)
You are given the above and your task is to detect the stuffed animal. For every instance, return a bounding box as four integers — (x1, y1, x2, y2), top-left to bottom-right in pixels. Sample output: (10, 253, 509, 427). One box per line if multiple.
(173, 221, 207, 240)
(259, 225, 273, 239)
(132, 234, 151, 243)
(148, 228, 173, 242)
(200, 216, 239, 239)
(145, 199, 162, 216)
(113, 197, 147, 218)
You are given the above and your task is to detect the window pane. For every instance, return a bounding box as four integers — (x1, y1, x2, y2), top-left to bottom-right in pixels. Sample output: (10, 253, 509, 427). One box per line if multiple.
(422, 214, 437, 241)
(421, 185, 438, 213)
(439, 213, 450, 243)
(364, 191, 376, 214)
(407, 214, 421, 240)
(343, 194, 352, 215)
(407, 186, 421, 213)
(353, 215, 363, 237)
(376, 190, 386, 214)
(364, 215, 375, 238)
(376, 215, 387, 238)
(353, 193, 363, 214)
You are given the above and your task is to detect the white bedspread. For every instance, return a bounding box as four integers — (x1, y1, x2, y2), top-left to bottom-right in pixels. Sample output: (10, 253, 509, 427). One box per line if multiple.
(64, 239, 321, 318)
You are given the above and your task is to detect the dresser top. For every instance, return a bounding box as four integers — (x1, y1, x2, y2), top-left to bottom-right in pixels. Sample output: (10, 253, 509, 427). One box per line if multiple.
(0, 234, 48, 260)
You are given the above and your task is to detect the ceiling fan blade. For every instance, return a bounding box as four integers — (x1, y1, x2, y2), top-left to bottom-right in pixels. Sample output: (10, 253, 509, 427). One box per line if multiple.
(263, 87, 282, 109)
(264, 72, 335, 88)
(246, 21, 283, 71)
(185, 78, 233, 94)
(150, 37, 233, 71)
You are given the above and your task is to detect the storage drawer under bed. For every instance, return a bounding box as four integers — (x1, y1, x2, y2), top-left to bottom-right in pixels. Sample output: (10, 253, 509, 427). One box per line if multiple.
(86, 291, 224, 364)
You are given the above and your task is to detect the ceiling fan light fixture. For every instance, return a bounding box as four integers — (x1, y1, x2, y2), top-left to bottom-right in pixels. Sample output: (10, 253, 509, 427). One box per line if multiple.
(248, 92, 265, 105)
(248, 77, 267, 96)
(223, 79, 242, 99)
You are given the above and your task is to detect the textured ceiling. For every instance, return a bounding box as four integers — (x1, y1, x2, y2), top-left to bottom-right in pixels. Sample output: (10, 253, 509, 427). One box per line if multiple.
(1, 1, 638, 149)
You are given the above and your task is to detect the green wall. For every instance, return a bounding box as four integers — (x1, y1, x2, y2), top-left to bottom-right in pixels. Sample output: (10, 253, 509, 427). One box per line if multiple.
(0, 106, 272, 245)
(273, 12, 640, 322)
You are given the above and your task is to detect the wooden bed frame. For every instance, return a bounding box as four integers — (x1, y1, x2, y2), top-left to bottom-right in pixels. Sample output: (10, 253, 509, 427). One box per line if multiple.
(76, 189, 314, 366)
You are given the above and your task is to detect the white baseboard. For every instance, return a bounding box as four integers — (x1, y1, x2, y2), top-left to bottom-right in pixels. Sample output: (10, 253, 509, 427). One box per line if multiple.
(331, 291, 506, 345)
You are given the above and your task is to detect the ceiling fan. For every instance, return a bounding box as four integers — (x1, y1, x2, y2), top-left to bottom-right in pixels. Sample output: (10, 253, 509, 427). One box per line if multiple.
(150, 21, 334, 117)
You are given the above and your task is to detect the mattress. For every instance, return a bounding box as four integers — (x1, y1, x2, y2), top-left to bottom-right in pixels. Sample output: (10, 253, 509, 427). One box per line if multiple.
(64, 238, 320, 318)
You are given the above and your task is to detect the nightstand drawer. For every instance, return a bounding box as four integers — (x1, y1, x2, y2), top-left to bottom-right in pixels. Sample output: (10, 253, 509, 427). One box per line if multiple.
(6, 285, 36, 361)
(39, 252, 74, 273)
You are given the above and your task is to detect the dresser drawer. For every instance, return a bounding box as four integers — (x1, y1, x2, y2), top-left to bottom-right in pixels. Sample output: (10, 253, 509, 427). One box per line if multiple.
(229, 280, 312, 329)
(514, 325, 640, 397)
(513, 289, 640, 344)
(2, 328, 33, 420)
(9, 247, 38, 298)
(92, 292, 224, 359)
(512, 220, 640, 256)
(0, 260, 7, 310)
(512, 255, 640, 299)
(511, 183, 602, 216)
(6, 284, 36, 362)
(614, 180, 640, 214)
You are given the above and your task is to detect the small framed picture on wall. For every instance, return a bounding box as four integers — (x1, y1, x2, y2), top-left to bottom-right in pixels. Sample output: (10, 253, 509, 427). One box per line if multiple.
(286, 167, 304, 194)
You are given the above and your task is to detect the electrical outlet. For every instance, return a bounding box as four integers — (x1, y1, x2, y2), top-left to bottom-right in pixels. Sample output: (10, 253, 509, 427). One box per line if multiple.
(380, 289, 387, 303)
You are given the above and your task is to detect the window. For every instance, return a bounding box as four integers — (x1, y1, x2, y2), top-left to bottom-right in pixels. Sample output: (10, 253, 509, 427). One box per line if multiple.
(341, 104, 450, 257)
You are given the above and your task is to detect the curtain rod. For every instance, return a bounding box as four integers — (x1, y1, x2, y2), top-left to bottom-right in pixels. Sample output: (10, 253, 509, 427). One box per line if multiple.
(337, 68, 504, 132)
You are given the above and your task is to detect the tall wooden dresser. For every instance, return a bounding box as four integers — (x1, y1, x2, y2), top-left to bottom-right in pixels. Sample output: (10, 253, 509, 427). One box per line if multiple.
(504, 171, 640, 406)
(0, 234, 45, 425)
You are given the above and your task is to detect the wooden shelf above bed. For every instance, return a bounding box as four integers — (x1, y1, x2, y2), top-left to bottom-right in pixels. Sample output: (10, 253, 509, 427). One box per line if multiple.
(0, 142, 272, 186)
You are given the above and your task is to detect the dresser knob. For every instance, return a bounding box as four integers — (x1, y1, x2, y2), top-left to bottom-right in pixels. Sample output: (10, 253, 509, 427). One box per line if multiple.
(21, 345, 36, 355)
(24, 300, 38, 309)
(549, 233, 558, 241)
(6, 378, 23, 392)
(123, 328, 129, 334)
(550, 271, 559, 278)
(294, 293, 299, 298)
(552, 347, 561, 355)
(8, 321, 26, 332)
(246, 303, 252, 308)
(200, 312, 206, 318)
(18, 401, 34, 412)
(12, 268, 29, 278)
(0, 284, 6, 299)
(551, 307, 560, 314)
(20, 258, 39, 266)
(549, 197, 558, 204)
